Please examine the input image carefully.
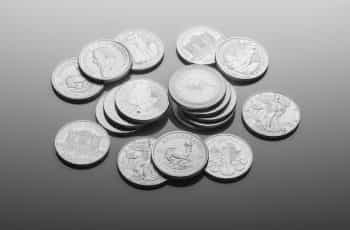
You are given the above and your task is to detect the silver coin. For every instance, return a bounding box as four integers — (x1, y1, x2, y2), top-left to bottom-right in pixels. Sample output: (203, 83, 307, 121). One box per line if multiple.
(54, 120, 110, 166)
(216, 37, 269, 81)
(103, 87, 140, 130)
(78, 39, 132, 83)
(115, 29, 164, 71)
(96, 95, 136, 136)
(169, 65, 226, 111)
(205, 134, 253, 180)
(117, 138, 167, 187)
(177, 26, 225, 64)
(115, 78, 169, 123)
(51, 58, 103, 101)
(152, 131, 208, 178)
(242, 92, 301, 138)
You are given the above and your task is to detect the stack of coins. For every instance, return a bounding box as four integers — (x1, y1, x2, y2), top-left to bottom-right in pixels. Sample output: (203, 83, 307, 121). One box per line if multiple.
(169, 65, 236, 130)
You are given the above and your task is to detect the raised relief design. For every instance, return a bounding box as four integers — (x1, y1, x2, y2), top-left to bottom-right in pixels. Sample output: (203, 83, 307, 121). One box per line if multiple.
(183, 32, 216, 60)
(92, 48, 118, 78)
(165, 140, 193, 170)
(128, 83, 159, 114)
(61, 129, 103, 155)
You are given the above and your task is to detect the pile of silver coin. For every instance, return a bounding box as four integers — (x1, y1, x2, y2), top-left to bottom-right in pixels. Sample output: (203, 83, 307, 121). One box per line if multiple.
(52, 26, 301, 188)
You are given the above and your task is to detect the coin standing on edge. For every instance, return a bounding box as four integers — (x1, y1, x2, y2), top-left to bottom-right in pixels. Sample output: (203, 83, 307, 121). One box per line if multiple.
(242, 92, 301, 138)
(115, 29, 164, 71)
(51, 58, 103, 101)
(216, 37, 269, 81)
(78, 39, 132, 83)
(54, 120, 111, 166)
(177, 26, 225, 65)
(205, 134, 253, 180)
(115, 78, 169, 123)
(117, 138, 167, 187)
(152, 131, 208, 179)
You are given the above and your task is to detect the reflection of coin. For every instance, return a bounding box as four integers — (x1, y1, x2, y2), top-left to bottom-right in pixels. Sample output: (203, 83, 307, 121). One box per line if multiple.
(177, 26, 225, 64)
(51, 58, 103, 101)
(115, 78, 169, 123)
(117, 138, 166, 187)
(242, 92, 301, 138)
(169, 65, 226, 111)
(54, 120, 110, 166)
(152, 131, 208, 179)
(115, 29, 164, 71)
(216, 37, 269, 81)
(78, 40, 131, 83)
(205, 134, 253, 180)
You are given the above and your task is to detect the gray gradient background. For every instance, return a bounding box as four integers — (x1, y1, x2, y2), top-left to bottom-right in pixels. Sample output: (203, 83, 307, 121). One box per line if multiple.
(1, 0, 349, 229)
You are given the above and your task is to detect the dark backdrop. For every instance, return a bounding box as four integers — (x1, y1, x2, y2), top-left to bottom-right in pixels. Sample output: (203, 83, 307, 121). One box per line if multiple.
(1, 0, 349, 229)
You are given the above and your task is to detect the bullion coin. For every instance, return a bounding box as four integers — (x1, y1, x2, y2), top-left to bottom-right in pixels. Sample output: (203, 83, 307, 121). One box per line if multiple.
(152, 131, 208, 178)
(54, 120, 110, 166)
(177, 26, 225, 64)
(115, 29, 164, 71)
(205, 134, 253, 180)
(242, 92, 301, 138)
(118, 138, 167, 187)
(51, 58, 103, 101)
(216, 37, 269, 81)
(78, 39, 132, 82)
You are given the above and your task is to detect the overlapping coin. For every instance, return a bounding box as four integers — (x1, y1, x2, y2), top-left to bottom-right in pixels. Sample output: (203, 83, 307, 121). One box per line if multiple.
(242, 92, 301, 138)
(117, 138, 167, 187)
(115, 29, 164, 71)
(205, 134, 253, 180)
(54, 120, 111, 166)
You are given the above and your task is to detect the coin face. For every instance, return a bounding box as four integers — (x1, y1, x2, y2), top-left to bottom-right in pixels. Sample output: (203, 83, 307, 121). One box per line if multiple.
(51, 58, 103, 101)
(152, 131, 208, 178)
(118, 138, 167, 187)
(169, 65, 226, 110)
(205, 134, 253, 180)
(242, 92, 301, 138)
(55, 120, 110, 166)
(115, 29, 164, 71)
(78, 40, 132, 82)
(115, 78, 169, 123)
(216, 37, 269, 81)
(177, 26, 225, 64)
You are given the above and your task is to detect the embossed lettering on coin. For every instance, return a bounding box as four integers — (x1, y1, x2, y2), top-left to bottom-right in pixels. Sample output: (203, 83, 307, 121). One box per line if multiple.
(118, 138, 166, 186)
(242, 92, 301, 138)
(205, 134, 253, 179)
(55, 120, 110, 166)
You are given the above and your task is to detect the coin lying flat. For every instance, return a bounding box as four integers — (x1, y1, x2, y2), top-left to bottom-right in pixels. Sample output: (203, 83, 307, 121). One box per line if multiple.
(115, 29, 164, 71)
(152, 131, 208, 179)
(115, 78, 169, 123)
(78, 40, 132, 83)
(96, 95, 136, 136)
(242, 92, 301, 138)
(216, 37, 269, 81)
(51, 58, 103, 101)
(205, 134, 253, 180)
(169, 65, 226, 111)
(103, 87, 140, 130)
(177, 26, 225, 65)
(117, 138, 167, 187)
(54, 120, 110, 166)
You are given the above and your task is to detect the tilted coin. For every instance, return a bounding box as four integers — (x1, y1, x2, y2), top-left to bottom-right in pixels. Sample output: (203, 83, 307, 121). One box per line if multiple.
(96, 95, 136, 136)
(78, 39, 132, 83)
(176, 26, 225, 64)
(103, 87, 140, 130)
(242, 92, 301, 138)
(216, 37, 269, 81)
(54, 120, 110, 166)
(169, 65, 226, 111)
(115, 29, 164, 71)
(115, 78, 169, 123)
(205, 134, 253, 180)
(117, 138, 167, 187)
(152, 131, 208, 178)
(51, 58, 103, 101)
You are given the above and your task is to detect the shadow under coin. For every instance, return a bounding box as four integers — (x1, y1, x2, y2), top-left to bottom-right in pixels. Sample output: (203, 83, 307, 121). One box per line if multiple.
(205, 167, 252, 184)
(131, 56, 164, 75)
(165, 173, 205, 188)
(51, 85, 102, 105)
(219, 66, 268, 86)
